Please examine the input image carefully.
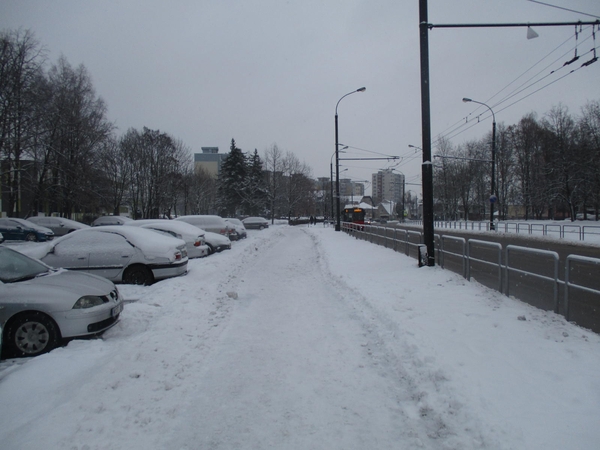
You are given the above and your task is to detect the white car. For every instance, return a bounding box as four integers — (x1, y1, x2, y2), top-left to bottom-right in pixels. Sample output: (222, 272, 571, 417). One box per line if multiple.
(126, 219, 210, 258)
(27, 226, 188, 285)
(27, 216, 90, 236)
(0, 246, 123, 358)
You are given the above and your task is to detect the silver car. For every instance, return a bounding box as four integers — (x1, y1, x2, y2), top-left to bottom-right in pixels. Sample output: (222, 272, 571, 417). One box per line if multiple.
(27, 216, 90, 236)
(32, 226, 188, 285)
(0, 246, 123, 358)
(175, 215, 237, 240)
(225, 218, 247, 239)
(242, 217, 270, 230)
(91, 216, 134, 226)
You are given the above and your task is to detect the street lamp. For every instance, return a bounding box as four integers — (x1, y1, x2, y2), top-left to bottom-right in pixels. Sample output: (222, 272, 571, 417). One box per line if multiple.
(335, 87, 366, 231)
(408, 144, 422, 151)
(462, 97, 497, 231)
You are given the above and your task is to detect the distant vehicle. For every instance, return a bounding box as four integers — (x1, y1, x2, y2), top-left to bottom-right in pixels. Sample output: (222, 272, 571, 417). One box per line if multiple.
(242, 217, 269, 230)
(91, 215, 134, 226)
(27, 216, 89, 236)
(126, 219, 209, 258)
(341, 207, 366, 224)
(0, 246, 123, 358)
(0, 218, 54, 242)
(26, 226, 188, 285)
(203, 231, 232, 254)
(225, 218, 247, 239)
(175, 215, 237, 240)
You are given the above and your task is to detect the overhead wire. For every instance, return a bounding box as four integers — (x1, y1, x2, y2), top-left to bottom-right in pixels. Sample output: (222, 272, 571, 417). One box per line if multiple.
(434, 24, 599, 146)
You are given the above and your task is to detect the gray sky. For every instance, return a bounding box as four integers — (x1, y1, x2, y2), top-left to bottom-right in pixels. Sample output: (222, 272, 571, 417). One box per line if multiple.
(2, 0, 599, 196)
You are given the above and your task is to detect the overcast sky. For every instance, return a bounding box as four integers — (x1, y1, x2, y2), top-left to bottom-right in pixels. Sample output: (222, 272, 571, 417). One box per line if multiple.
(2, 0, 599, 196)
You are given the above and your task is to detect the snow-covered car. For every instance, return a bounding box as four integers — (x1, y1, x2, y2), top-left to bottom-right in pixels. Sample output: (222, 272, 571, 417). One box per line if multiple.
(175, 215, 238, 241)
(0, 246, 123, 358)
(242, 217, 269, 230)
(204, 231, 232, 254)
(0, 217, 54, 242)
(91, 215, 134, 226)
(27, 216, 90, 236)
(126, 219, 210, 259)
(225, 218, 247, 239)
(27, 226, 188, 285)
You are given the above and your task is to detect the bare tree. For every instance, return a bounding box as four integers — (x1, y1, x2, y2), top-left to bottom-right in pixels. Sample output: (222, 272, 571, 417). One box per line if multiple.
(541, 104, 580, 220)
(0, 29, 46, 216)
(577, 101, 600, 219)
(282, 151, 313, 217)
(263, 143, 285, 222)
(96, 135, 131, 216)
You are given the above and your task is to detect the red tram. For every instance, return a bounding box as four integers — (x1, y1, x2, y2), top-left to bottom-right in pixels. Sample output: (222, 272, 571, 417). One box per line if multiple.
(341, 207, 366, 224)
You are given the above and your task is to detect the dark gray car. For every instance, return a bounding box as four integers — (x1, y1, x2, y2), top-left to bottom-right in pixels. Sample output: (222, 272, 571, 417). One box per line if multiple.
(27, 216, 89, 236)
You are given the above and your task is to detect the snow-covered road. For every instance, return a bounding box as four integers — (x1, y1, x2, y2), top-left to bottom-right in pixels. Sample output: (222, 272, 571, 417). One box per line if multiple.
(169, 226, 440, 449)
(1, 225, 599, 449)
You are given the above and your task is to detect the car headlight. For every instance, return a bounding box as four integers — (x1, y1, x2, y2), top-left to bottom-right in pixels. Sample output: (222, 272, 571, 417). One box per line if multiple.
(73, 295, 106, 309)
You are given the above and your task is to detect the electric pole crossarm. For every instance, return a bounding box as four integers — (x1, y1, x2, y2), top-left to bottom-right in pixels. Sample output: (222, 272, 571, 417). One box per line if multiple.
(428, 20, 600, 29)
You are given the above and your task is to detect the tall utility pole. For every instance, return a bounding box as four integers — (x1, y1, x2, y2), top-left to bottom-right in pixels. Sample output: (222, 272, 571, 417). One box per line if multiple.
(419, 0, 435, 266)
(418, 0, 599, 265)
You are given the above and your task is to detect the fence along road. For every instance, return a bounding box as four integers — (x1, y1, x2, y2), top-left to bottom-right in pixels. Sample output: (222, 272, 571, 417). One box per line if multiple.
(343, 223, 600, 334)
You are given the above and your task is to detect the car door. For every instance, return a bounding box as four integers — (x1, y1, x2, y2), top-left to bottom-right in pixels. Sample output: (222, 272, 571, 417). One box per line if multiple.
(42, 232, 91, 271)
(0, 219, 25, 240)
(86, 232, 134, 280)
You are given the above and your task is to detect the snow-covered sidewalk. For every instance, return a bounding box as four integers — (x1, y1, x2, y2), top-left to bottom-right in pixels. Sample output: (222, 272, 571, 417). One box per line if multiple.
(1, 225, 599, 449)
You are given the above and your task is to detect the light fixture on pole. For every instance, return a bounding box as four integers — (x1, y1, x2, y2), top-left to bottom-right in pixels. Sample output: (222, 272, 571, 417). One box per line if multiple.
(335, 87, 366, 231)
(462, 97, 497, 231)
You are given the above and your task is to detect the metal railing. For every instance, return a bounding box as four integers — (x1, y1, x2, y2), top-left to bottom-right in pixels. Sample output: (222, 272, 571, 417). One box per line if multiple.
(342, 222, 600, 333)
(416, 220, 600, 242)
(564, 255, 600, 322)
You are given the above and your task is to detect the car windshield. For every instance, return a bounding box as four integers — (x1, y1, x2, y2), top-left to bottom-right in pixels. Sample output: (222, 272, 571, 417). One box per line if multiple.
(0, 246, 51, 283)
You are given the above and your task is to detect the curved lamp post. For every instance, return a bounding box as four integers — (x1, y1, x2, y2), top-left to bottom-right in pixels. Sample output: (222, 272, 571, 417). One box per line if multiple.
(335, 87, 366, 231)
(463, 97, 497, 231)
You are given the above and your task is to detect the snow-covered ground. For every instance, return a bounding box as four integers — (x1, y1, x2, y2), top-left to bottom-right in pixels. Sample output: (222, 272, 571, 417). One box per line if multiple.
(1, 224, 599, 449)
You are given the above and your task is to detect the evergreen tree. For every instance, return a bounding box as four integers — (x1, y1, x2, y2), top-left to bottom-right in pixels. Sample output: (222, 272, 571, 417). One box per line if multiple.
(243, 149, 266, 215)
(217, 139, 247, 216)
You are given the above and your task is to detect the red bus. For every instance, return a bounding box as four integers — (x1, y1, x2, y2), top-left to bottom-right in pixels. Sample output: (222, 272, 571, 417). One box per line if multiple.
(341, 207, 366, 224)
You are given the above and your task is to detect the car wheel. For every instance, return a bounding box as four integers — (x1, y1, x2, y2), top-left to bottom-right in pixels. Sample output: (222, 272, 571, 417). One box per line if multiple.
(25, 232, 37, 242)
(259, 225, 265, 230)
(122, 265, 154, 285)
(3, 312, 60, 358)
(206, 243, 214, 255)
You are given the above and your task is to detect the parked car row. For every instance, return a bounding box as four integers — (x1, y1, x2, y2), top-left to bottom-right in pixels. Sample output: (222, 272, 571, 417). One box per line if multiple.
(0, 214, 271, 359)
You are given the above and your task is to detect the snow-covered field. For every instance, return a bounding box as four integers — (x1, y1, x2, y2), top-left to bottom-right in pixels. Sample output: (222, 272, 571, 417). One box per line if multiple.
(1, 224, 599, 449)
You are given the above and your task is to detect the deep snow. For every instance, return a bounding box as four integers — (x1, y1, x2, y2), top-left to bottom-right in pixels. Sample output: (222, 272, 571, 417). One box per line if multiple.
(1, 224, 599, 449)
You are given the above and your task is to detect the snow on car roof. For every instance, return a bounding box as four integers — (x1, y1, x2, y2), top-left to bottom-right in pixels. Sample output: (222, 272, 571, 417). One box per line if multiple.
(54, 226, 185, 255)
(126, 220, 206, 237)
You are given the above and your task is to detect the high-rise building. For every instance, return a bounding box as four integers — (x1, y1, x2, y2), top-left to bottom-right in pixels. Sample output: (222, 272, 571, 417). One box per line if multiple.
(371, 169, 405, 205)
(194, 147, 227, 178)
